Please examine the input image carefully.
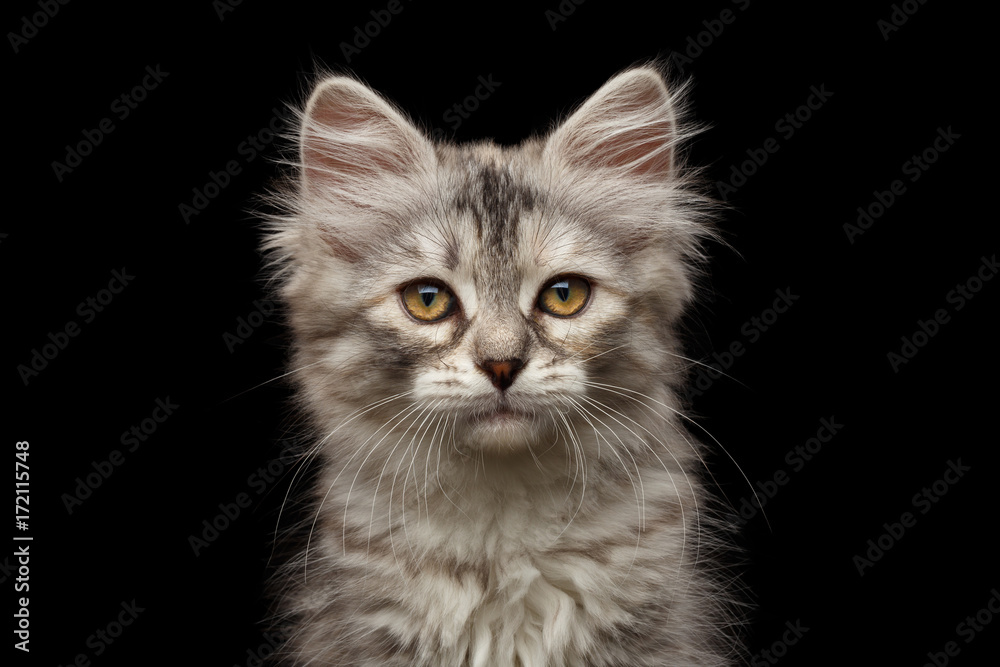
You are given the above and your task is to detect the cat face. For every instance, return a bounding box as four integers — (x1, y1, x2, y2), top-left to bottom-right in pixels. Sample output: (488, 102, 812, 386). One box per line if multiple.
(268, 66, 710, 456)
(351, 161, 648, 451)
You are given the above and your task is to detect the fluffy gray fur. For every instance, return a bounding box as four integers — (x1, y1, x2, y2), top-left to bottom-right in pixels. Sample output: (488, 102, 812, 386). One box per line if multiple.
(263, 64, 742, 666)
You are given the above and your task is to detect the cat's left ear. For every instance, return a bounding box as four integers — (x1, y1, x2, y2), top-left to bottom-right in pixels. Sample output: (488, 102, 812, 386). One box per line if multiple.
(544, 66, 679, 179)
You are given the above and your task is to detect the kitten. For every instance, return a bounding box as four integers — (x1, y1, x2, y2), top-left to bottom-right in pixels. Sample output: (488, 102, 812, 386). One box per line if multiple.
(264, 64, 741, 666)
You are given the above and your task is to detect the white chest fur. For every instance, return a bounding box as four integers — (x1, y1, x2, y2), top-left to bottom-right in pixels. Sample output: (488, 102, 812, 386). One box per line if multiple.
(321, 463, 689, 667)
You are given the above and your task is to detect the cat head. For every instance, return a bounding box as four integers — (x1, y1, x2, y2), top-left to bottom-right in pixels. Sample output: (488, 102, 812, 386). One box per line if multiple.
(265, 65, 714, 454)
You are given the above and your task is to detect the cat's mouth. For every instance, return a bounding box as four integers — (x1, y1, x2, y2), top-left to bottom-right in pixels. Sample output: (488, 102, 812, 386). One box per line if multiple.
(469, 406, 530, 426)
(464, 404, 539, 448)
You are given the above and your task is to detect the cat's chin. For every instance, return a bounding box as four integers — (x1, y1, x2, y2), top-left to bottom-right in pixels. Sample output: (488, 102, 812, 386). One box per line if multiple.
(464, 408, 541, 452)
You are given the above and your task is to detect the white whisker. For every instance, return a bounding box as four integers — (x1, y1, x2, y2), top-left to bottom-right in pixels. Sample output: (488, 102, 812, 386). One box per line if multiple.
(220, 357, 329, 405)
(582, 379, 771, 533)
(273, 391, 415, 568)
(663, 349, 751, 390)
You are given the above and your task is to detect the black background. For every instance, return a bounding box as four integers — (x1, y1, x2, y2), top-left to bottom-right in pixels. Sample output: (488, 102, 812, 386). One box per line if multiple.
(6, 1, 995, 665)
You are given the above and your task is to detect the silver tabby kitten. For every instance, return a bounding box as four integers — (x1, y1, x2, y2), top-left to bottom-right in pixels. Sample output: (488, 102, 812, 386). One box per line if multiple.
(265, 64, 740, 666)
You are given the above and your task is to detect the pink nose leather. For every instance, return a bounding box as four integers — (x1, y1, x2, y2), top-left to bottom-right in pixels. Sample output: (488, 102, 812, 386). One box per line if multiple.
(476, 359, 524, 391)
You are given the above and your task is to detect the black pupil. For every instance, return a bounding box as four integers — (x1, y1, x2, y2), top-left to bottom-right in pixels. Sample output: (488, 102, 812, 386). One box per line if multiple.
(421, 289, 436, 307)
(556, 286, 570, 302)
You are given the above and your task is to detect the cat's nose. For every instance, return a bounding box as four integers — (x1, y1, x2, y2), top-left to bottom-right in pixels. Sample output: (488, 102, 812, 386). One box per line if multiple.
(476, 358, 524, 392)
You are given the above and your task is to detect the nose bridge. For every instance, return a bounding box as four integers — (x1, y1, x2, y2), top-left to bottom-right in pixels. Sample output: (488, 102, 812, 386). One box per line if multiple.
(471, 304, 531, 363)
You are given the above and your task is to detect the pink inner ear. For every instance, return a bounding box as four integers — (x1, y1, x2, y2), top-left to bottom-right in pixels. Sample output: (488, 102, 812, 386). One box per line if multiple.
(297, 78, 432, 262)
(301, 83, 422, 190)
(556, 70, 676, 179)
(590, 118, 673, 176)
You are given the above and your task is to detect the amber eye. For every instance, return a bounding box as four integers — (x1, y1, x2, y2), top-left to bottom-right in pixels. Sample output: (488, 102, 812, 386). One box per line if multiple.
(538, 276, 590, 317)
(401, 282, 456, 322)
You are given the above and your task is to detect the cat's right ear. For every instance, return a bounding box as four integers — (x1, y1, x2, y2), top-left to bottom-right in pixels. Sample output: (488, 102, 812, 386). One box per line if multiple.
(302, 77, 432, 186)
(300, 76, 433, 195)
(296, 76, 435, 259)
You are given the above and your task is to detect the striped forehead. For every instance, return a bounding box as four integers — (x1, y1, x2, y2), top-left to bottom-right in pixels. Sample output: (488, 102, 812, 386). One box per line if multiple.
(452, 162, 538, 253)
(449, 161, 542, 295)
